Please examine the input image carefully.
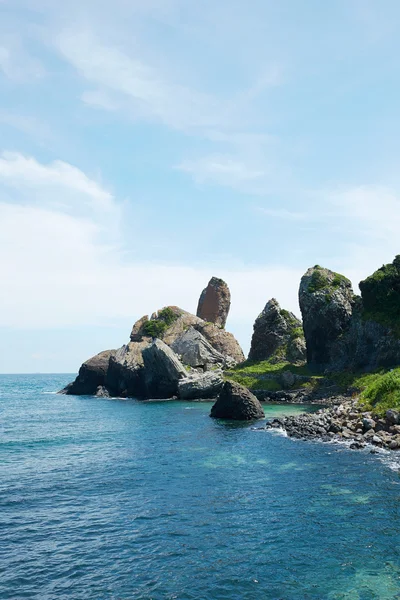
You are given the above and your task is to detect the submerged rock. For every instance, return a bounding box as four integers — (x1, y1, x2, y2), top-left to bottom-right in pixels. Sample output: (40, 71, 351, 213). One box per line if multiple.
(178, 371, 224, 400)
(248, 298, 306, 363)
(210, 381, 265, 421)
(61, 350, 116, 395)
(196, 277, 231, 329)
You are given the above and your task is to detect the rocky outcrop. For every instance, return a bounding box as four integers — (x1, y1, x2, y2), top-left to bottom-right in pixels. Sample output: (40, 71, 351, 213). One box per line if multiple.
(266, 401, 400, 451)
(196, 277, 231, 328)
(106, 341, 149, 398)
(299, 266, 355, 369)
(210, 381, 265, 420)
(248, 298, 306, 363)
(171, 327, 225, 369)
(128, 306, 244, 366)
(299, 258, 400, 372)
(178, 371, 224, 400)
(60, 350, 116, 395)
(142, 339, 188, 398)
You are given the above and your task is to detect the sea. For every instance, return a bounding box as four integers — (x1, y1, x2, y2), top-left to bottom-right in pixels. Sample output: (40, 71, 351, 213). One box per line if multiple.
(1, 373, 400, 600)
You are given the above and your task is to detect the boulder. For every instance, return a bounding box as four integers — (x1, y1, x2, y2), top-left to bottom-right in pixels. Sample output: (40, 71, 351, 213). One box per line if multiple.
(61, 349, 116, 395)
(142, 338, 188, 398)
(210, 381, 265, 421)
(196, 277, 231, 328)
(299, 266, 355, 369)
(130, 315, 150, 342)
(178, 371, 224, 400)
(171, 327, 225, 369)
(248, 298, 306, 363)
(106, 341, 150, 398)
(386, 409, 400, 426)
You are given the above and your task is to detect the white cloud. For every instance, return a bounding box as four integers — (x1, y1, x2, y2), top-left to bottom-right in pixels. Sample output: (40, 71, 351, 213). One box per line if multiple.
(0, 152, 116, 216)
(177, 155, 265, 188)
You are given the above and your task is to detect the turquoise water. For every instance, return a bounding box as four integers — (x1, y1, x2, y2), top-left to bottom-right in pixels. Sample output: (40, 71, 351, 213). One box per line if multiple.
(1, 374, 400, 599)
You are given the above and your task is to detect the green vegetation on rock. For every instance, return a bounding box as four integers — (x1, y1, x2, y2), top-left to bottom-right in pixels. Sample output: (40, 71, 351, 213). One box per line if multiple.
(360, 255, 400, 335)
(308, 267, 351, 295)
(308, 269, 329, 293)
(142, 307, 178, 339)
(353, 368, 400, 416)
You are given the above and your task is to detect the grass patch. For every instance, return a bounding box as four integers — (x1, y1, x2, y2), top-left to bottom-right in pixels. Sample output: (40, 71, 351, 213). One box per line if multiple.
(231, 359, 311, 376)
(330, 367, 400, 417)
(226, 359, 322, 391)
(226, 374, 282, 392)
(356, 368, 400, 416)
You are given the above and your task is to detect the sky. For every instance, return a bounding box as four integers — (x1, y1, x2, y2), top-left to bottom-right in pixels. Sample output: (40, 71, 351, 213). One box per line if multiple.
(1, 0, 400, 373)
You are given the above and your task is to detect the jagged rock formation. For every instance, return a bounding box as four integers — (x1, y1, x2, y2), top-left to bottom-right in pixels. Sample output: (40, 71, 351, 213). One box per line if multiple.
(61, 280, 244, 400)
(248, 298, 306, 363)
(60, 350, 116, 395)
(299, 257, 400, 372)
(210, 381, 265, 420)
(178, 371, 224, 400)
(142, 339, 188, 398)
(196, 277, 231, 328)
(170, 327, 225, 369)
(299, 266, 355, 368)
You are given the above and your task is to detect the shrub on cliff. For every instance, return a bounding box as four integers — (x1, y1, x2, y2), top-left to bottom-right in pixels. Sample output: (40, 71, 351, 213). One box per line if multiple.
(142, 307, 178, 339)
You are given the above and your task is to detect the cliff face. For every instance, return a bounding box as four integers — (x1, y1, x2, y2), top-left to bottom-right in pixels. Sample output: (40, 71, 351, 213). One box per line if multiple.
(248, 298, 306, 364)
(299, 257, 400, 372)
(299, 266, 355, 368)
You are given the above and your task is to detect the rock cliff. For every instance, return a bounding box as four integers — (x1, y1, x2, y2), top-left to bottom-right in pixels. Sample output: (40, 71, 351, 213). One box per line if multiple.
(299, 266, 355, 369)
(248, 298, 306, 364)
(299, 257, 400, 372)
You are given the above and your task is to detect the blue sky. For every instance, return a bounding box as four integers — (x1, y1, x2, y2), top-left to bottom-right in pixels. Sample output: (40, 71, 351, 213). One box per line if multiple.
(1, 0, 400, 373)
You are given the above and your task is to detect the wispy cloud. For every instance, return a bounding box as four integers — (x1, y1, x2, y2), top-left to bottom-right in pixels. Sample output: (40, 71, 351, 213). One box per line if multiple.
(0, 152, 114, 213)
(56, 30, 223, 132)
(177, 155, 265, 187)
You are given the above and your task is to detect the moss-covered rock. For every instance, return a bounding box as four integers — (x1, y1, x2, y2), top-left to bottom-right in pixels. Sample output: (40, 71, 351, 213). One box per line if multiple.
(359, 255, 400, 334)
(248, 298, 306, 364)
(299, 266, 355, 369)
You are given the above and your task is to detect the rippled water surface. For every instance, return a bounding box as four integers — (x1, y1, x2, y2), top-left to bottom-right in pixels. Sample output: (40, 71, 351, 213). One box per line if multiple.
(1, 374, 400, 599)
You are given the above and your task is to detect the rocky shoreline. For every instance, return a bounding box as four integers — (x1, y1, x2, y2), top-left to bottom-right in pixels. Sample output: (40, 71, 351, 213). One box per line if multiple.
(265, 399, 400, 451)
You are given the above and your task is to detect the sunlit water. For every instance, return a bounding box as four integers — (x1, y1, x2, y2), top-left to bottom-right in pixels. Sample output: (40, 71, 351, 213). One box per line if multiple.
(1, 374, 400, 599)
